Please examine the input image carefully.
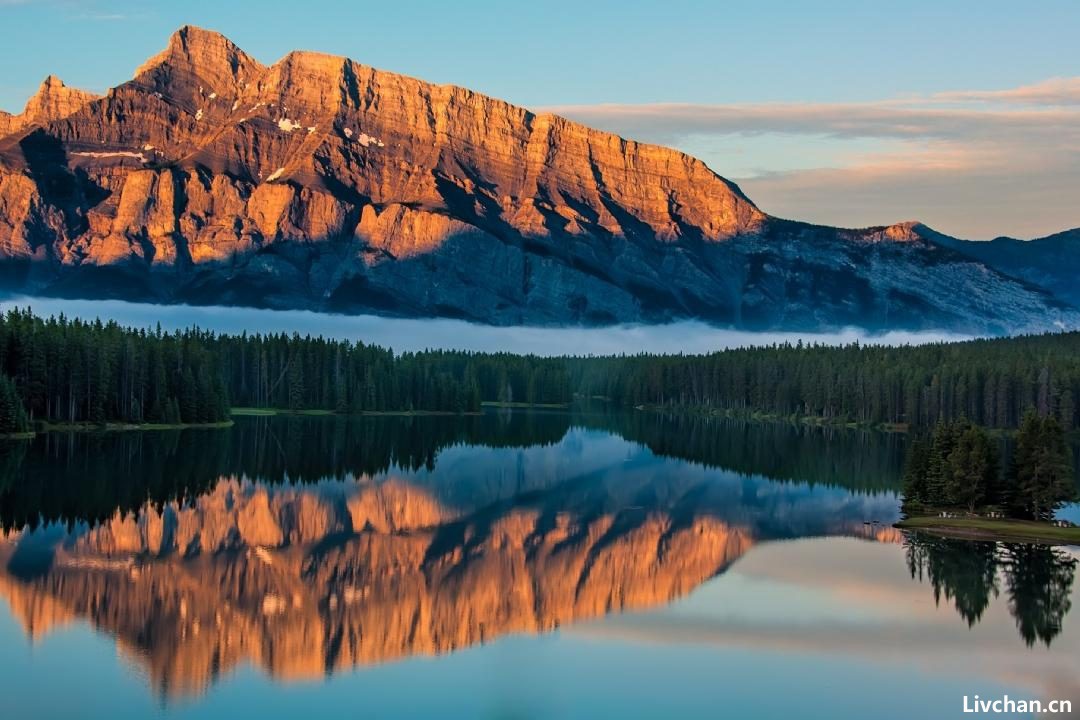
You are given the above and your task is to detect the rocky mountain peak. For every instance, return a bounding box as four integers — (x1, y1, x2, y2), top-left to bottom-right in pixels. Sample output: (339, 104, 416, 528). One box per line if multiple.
(22, 74, 98, 124)
(857, 220, 933, 244)
(132, 24, 264, 99)
(0, 74, 98, 136)
(0, 26, 1075, 334)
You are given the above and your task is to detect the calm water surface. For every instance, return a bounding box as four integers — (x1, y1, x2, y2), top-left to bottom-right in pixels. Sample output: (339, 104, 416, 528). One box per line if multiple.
(0, 411, 1077, 719)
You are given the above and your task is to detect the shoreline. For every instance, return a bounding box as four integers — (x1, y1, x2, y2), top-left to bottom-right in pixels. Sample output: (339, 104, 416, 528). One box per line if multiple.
(895, 515, 1080, 545)
(635, 405, 1080, 441)
(634, 405, 912, 433)
(480, 401, 570, 409)
(230, 407, 482, 418)
(35, 420, 235, 434)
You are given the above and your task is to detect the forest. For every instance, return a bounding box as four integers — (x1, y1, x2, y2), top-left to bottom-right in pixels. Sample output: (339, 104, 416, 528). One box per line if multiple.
(1, 307, 1079, 435)
(902, 413, 1075, 519)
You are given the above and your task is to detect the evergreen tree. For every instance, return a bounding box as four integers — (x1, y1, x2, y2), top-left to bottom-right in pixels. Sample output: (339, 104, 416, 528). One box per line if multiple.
(288, 354, 305, 411)
(0, 375, 29, 434)
(925, 420, 960, 505)
(1009, 411, 1075, 520)
(902, 438, 931, 506)
(946, 424, 1000, 512)
(902, 419, 1003, 511)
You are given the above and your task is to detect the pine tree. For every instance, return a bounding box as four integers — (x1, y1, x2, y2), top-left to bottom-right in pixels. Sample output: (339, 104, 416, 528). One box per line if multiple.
(1060, 389, 1075, 432)
(1009, 411, 1076, 520)
(0, 374, 29, 434)
(946, 425, 999, 511)
(925, 420, 960, 505)
(288, 354, 305, 411)
(902, 438, 931, 506)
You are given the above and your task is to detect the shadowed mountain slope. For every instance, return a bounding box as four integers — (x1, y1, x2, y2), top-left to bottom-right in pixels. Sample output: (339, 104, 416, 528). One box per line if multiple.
(0, 26, 1075, 333)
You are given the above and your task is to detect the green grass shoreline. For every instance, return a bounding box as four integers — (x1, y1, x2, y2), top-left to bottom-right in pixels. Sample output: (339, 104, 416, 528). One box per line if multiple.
(39, 420, 235, 433)
(636, 406, 1080, 447)
(634, 404, 912, 433)
(480, 401, 570, 409)
(230, 407, 481, 417)
(2, 405, 517, 437)
(895, 515, 1080, 544)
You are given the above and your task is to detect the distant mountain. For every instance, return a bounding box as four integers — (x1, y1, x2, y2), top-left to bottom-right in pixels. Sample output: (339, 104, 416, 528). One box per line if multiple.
(930, 228, 1080, 310)
(0, 26, 1075, 334)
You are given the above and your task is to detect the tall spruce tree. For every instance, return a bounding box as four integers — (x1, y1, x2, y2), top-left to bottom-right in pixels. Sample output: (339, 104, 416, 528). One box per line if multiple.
(902, 438, 931, 506)
(1009, 411, 1075, 520)
(0, 374, 29, 434)
(946, 424, 1000, 512)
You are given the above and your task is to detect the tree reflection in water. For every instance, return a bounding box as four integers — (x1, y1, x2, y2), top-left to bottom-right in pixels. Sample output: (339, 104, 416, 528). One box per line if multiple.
(905, 532, 1077, 646)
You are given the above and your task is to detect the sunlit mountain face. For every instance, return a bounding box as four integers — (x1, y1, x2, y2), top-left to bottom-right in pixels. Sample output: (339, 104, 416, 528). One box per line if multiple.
(1, 26, 1077, 335)
(1, 412, 1077, 720)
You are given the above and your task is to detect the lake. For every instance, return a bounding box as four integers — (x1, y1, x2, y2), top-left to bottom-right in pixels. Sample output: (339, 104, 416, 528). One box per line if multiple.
(0, 411, 1077, 719)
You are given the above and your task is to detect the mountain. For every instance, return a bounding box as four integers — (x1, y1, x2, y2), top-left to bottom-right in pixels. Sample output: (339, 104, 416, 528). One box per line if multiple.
(0, 75, 100, 137)
(929, 228, 1080, 310)
(0, 26, 1075, 333)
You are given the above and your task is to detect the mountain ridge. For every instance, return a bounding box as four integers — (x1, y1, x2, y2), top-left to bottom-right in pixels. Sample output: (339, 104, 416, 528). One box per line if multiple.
(930, 227, 1080, 310)
(0, 25, 1075, 334)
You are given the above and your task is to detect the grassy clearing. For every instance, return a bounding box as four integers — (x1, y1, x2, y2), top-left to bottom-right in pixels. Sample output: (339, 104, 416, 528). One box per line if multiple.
(231, 407, 478, 417)
(36, 420, 234, 433)
(231, 407, 334, 416)
(895, 515, 1080, 544)
(480, 401, 570, 409)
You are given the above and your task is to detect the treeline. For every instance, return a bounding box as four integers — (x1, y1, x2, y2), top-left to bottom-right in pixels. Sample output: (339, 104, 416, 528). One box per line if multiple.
(903, 412, 1075, 519)
(0, 309, 228, 431)
(2, 307, 1080, 432)
(215, 337, 570, 413)
(0, 309, 574, 429)
(568, 333, 1080, 430)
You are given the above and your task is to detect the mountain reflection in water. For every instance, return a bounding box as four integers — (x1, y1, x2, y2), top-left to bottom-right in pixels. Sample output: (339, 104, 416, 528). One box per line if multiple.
(0, 411, 1076, 715)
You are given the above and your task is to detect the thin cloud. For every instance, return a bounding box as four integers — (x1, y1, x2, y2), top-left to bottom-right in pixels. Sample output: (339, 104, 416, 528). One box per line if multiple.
(934, 76, 1080, 105)
(543, 101, 1080, 143)
(541, 77, 1080, 239)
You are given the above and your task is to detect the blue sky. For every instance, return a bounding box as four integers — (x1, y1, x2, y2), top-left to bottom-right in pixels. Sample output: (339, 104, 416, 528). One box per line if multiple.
(2, 0, 1079, 238)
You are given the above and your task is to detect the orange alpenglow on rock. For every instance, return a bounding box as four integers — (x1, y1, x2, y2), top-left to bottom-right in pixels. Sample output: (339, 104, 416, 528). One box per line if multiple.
(0, 25, 1075, 333)
(0, 477, 755, 698)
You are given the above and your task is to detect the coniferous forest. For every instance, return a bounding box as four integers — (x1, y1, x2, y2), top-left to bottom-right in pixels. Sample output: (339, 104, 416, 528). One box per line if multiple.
(902, 413, 1075, 519)
(0, 309, 229, 432)
(1, 308, 1080, 437)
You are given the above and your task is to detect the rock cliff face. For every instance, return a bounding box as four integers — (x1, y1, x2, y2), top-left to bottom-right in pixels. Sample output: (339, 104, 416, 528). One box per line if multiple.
(0, 26, 1074, 333)
(0, 75, 99, 137)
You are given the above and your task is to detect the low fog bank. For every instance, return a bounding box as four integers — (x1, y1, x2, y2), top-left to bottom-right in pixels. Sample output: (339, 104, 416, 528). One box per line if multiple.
(0, 297, 972, 356)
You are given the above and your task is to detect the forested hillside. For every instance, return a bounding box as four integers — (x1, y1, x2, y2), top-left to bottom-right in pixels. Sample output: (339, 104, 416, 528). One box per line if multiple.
(570, 335, 1080, 429)
(1, 308, 1079, 432)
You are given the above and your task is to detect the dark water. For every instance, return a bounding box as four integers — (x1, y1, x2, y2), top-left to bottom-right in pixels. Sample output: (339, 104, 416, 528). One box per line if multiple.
(0, 411, 1077, 719)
